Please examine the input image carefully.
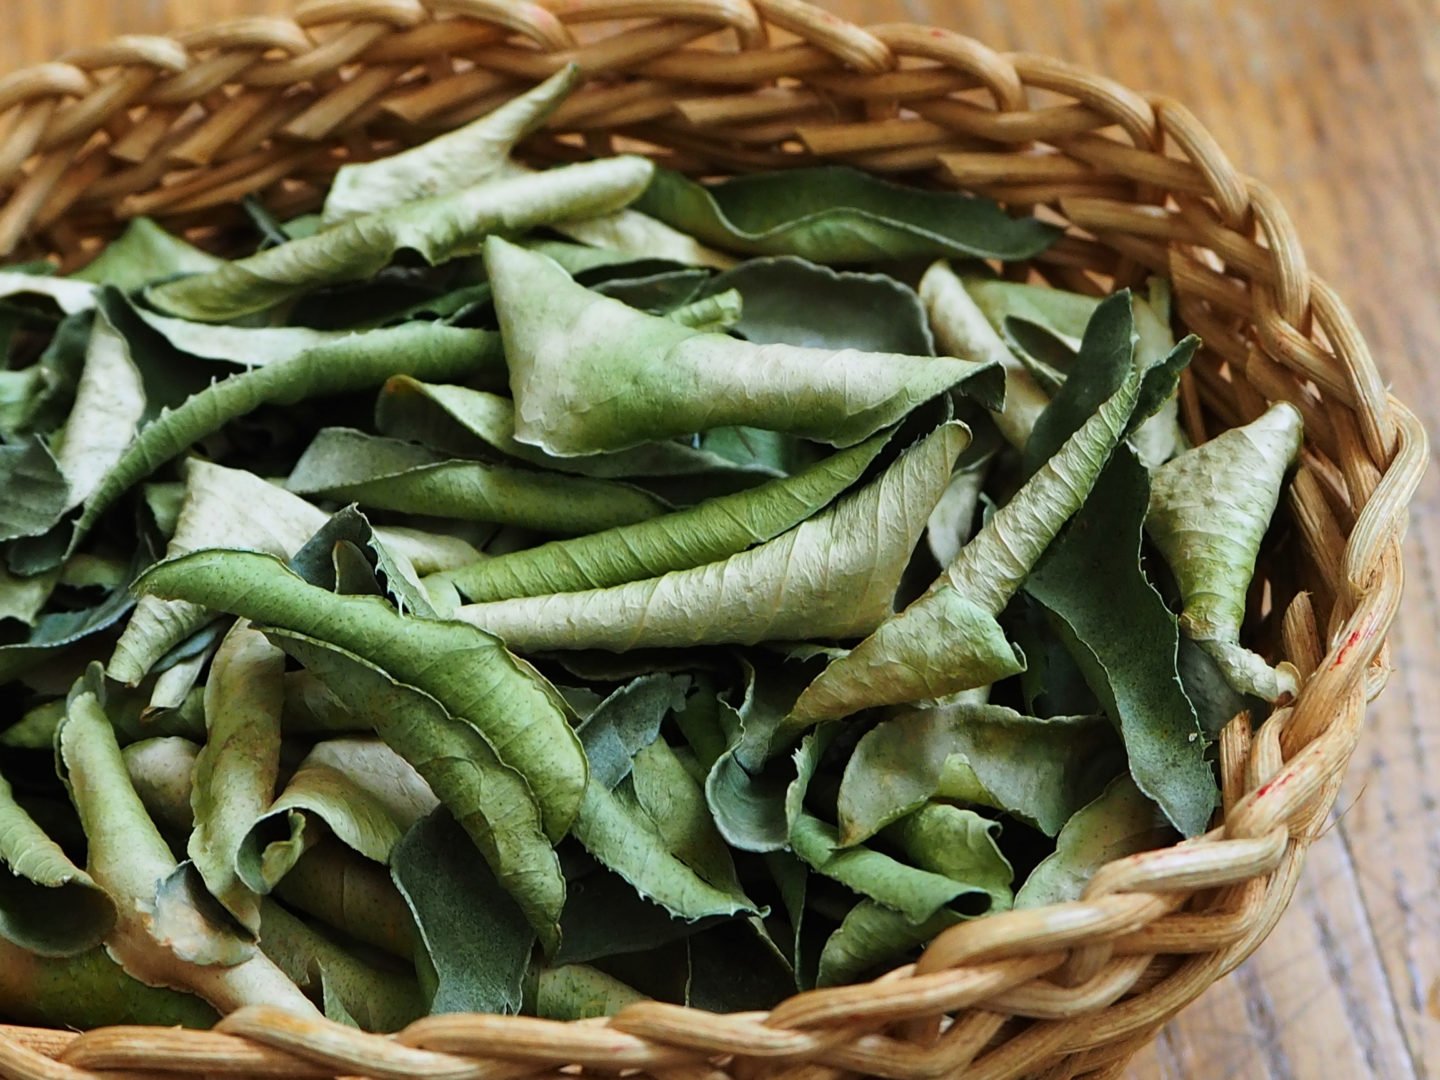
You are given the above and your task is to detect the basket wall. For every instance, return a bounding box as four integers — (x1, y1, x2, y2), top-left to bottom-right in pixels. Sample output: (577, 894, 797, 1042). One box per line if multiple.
(0, 3, 1426, 1079)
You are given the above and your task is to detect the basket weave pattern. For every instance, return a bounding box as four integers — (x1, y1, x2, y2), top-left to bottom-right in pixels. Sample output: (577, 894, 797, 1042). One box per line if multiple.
(0, 2, 1427, 1078)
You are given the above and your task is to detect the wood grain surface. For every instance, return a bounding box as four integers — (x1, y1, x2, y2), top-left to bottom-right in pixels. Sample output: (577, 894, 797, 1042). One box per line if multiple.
(6, 3, 1439, 1078)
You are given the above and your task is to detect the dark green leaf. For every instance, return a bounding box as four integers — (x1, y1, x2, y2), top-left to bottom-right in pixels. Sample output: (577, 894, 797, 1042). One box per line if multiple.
(634, 167, 1058, 263)
(391, 808, 535, 1014)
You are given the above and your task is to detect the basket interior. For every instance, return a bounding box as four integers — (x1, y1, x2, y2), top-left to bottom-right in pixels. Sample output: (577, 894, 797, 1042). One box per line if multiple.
(0, 6, 1424, 1080)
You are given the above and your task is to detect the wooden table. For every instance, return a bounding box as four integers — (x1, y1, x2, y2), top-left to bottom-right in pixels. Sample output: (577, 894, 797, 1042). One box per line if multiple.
(7, 3, 1438, 1078)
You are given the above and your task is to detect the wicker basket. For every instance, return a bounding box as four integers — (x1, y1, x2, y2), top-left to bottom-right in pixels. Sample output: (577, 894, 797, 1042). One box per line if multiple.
(0, 2, 1427, 1078)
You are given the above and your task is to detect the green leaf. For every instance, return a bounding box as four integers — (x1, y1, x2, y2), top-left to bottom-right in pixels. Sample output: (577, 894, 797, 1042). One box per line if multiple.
(258, 899, 426, 1032)
(704, 657, 822, 853)
(148, 157, 655, 322)
(487, 237, 999, 456)
(1015, 776, 1175, 908)
(376, 377, 782, 482)
(127, 302, 353, 368)
(109, 460, 330, 685)
(1145, 402, 1304, 702)
(51, 308, 145, 511)
(123, 737, 200, 834)
(322, 66, 581, 225)
(274, 841, 416, 962)
(664, 287, 742, 332)
(0, 271, 97, 314)
(882, 803, 1013, 911)
(33, 322, 505, 574)
(57, 689, 317, 1015)
(700, 256, 934, 353)
(816, 899, 958, 987)
(630, 738, 745, 897)
(453, 422, 968, 651)
(0, 770, 115, 956)
(286, 427, 670, 535)
(391, 808, 535, 1015)
(555, 209, 736, 270)
(0, 568, 135, 686)
(556, 868, 725, 965)
(578, 674, 690, 791)
(72, 218, 223, 289)
(437, 431, 886, 603)
(186, 622, 284, 934)
(966, 277, 1098, 349)
(685, 918, 796, 1012)
(634, 166, 1058, 263)
(925, 456, 990, 568)
(785, 730, 985, 926)
(533, 963, 647, 1019)
(1027, 446, 1217, 837)
(237, 737, 438, 892)
(1022, 292, 1136, 474)
(920, 262, 1052, 450)
(572, 674, 756, 923)
(573, 780, 757, 924)
(285, 506, 432, 616)
(136, 550, 585, 838)
(0, 560, 57, 626)
(835, 704, 1122, 840)
(0, 436, 68, 542)
(0, 940, 216, 1029)
(264, 629, 565, 953)
(789, 361, 1145, 724)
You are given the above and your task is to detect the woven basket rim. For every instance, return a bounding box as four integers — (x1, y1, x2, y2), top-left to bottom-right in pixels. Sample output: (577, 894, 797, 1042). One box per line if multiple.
(0, 3, 1427, 1079)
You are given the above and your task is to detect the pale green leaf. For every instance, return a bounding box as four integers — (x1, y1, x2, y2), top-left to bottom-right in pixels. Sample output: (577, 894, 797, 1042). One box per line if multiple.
(882, 803, 1013, 911)
(259, 629, 565, 953)
(1145, 402, 1304, 702)
(51, 308, 145, 511)
(57, 689, 317, 1015)
(73, 218, 223, 289)
(816, 900, 958, 987)
(322, 66, 580, 224)
(109, 460, 330, 685)
(376, 377, 782, 481)
(920, 260, 1050, 451)
(237, 737, 438, 891)
(123, 737, 199, 835)
(34, 322, 505, 574)
(0, 272, 97, 314)
(573, 676, 756, 922)
(286, 427, 670, 534)
(533, 963, 647, 1019)
(789, 362, 1145, 724)
(187, 622, 284, 933)
(129, 303, 352, 368)
(452, 421, 968, 651)
(488, 237, 999, 456)
(258, 898, 425, 1032)
(436, 431, 887, 603)
(0, 770, 115, 955)
(148, 157, 655, 322)
(633, 166, 1059, 263)
(631, 738, 745, 897)
(135, 550, 586, 842)
(0, 940, 216, 1029)
(835, 704, 1122, 840)
(1015, 776, 1175, 907)
(274, 841, 415, 961)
